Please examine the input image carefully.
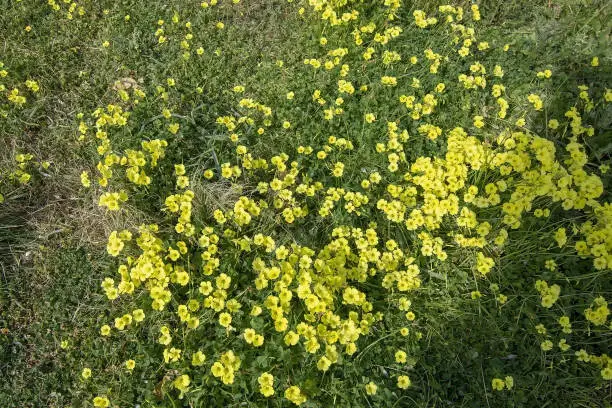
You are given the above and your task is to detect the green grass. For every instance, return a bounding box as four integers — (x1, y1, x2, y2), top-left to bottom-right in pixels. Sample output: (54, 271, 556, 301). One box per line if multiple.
(1, 0, 611, 407)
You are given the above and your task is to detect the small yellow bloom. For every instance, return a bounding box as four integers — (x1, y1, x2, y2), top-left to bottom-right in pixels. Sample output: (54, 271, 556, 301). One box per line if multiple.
(168, 123, 180, 134)
(365, 381, 377, 395)
(219, 312, 232, 327)
(285, 385, 306, 405)
(93, 396, 110, 407)
(132, 309, 145, 322)
(540, 340, 553, 351)
(81, 367, 92, 379)
(397, 375, 411, 389)
(395, 350, 407, 363)
(80, 171, 91, 187)
(492, 378, 505, 391)
(173, 374, 191, 392)
(192, 350, 206, 366)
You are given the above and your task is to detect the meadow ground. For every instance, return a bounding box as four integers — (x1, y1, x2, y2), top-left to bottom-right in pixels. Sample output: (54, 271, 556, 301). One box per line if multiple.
(0, 0, 611, 407)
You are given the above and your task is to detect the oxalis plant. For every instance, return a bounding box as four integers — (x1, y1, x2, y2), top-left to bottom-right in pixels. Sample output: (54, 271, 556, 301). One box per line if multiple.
(0, 0, 610, 407)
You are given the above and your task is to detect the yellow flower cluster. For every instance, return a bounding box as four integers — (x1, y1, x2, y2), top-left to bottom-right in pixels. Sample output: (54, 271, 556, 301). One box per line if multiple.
(98, 191, 128, 211)
(535, 280, 561, 308)
(211, 350, 241, 385)
(69, 2, 612, 406)
(284, 385, 306, 405)
(492, 376, 513, 391)
(584, 297, 609, 326)
(106, 230, 132, 257)
(258, 372, 274, 397)
(413, 10, 437, 29)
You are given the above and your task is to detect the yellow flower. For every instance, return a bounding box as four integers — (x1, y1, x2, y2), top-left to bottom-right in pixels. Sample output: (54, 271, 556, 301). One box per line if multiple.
(584, 296, 609, 326)
(491, 378, 505, 391)
(253, 334, 264, 347)
(397, 375, 411, 389)
(216, 273, 231, 289)
(258, 372, 275, 397)
(381, 76, 397, 86)
(365, 381, 377, 395)
(211, 361, 224, 377)
(527, 94, 543, 111)
(317, 356, 331, 371)
(285, 386, 306, 405)
(284, 331, 299, 346)
(332, 162, 344, 177)
(219, 312, 232, 327)
(80, 171, 91, 187)
(163, 347, 182, 363)
(575, 349, 590, 362)
(192, 350, 206, 366)
(25, 80, 39, 92)
(540, 340, 553, 351)
(250, 305, 263, 316)
(173, 374, 191, 392)
(558, 339, 570, 352)
(125, 359, 136, 370)
(132, 309, 145, 322)
(100, 325, 111, 336)
(602, 366, 612, 380)
(81, 367, 92, 379)
(244, 328, 256, 344)
(174, 164, 186, 176)
(93, 396, 110, 407)
(168, 123, 180, 134)
(535, 280, 560, 308)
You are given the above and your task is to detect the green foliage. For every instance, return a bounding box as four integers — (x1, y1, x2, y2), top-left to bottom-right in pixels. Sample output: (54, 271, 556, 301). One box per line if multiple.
(1, 1, 611, 407)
